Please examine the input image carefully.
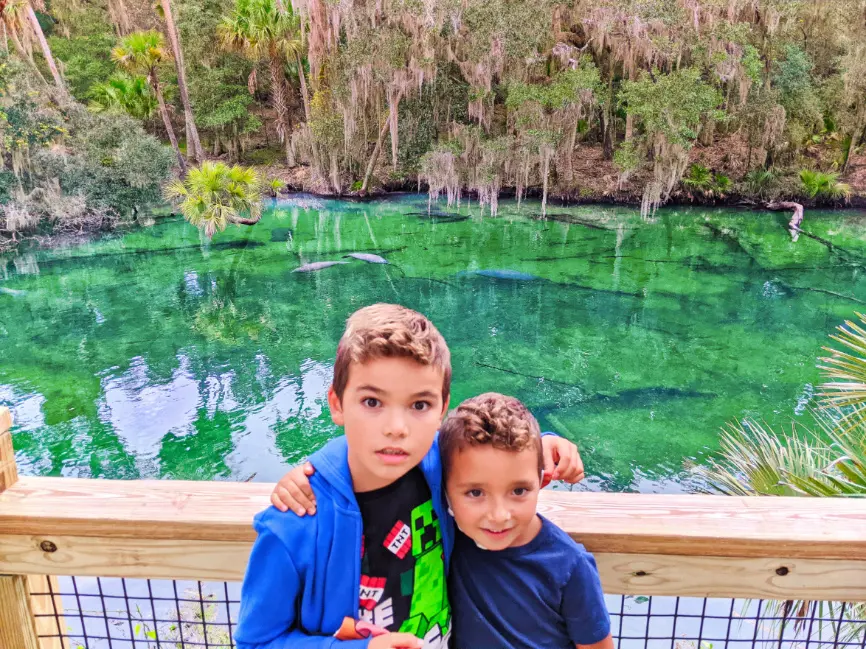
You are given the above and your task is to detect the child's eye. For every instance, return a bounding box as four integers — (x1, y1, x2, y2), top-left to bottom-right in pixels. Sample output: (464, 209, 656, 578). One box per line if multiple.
(466, 489, 483, 498)
(362, 397, 381, 408)
(513, 487, 529, 496)
(412, 401, 431, 411)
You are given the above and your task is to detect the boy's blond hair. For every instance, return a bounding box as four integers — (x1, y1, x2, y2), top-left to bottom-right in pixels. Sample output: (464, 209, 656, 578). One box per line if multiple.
(439, 392, 543, 476)
(332, 303, 452, 401)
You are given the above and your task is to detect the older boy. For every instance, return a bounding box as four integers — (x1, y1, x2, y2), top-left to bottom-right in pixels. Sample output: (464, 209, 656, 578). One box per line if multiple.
(235, 304, 580, 649)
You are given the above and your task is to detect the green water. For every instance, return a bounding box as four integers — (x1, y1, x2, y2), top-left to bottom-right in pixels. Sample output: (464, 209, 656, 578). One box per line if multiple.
(2, 195, 865, 492)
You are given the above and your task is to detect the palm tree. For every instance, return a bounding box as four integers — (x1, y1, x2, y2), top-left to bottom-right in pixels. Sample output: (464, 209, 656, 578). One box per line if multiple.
(698, 313, 866, 642)
(0, 0, 64, 90)
(112, 30, 186, 172)
(164, 161, 263, 237)
(219, 0, 303, 165)
(89, 74, 158, 120)
(157, 0, 204, 162)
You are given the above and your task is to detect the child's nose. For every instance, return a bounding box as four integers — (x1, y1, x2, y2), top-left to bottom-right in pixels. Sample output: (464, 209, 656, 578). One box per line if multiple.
(490, 500, 512, 523)
(384, 410, 409, 437)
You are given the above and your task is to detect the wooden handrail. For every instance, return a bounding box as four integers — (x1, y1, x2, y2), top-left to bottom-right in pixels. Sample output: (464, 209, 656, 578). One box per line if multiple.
(1, 476, 865, 558)
(1, 406, 865, 601)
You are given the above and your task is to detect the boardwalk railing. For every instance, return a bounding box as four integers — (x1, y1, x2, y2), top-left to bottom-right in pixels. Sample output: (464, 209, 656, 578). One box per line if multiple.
(1, 406, 865, 648)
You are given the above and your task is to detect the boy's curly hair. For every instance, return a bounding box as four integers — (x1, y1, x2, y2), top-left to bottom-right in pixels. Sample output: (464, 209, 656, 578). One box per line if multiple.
(439, 392, 543, 477)
(332, 303, 452, 401)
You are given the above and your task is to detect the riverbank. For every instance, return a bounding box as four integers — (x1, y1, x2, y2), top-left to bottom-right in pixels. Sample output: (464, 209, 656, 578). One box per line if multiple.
(261, 140, 866, 209)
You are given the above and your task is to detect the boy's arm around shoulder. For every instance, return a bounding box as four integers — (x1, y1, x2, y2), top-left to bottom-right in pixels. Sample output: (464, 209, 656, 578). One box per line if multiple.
(234, 507, 371, 649)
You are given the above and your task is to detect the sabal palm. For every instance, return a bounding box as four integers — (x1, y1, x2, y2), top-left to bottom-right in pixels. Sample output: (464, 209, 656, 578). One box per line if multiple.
(799, 169, 852, 201)
(1, 0, 64, 89)
(164, 161, 263, 238)
(219, 0, 304, 162)
(698, 314, 866, 642)
(112, 30, 186, 171)
(90, 74, 157, 120)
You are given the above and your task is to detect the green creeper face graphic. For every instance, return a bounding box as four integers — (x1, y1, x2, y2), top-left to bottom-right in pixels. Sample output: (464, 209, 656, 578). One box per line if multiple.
(411, 500, 442, 555)
(399, 500, 451, 645)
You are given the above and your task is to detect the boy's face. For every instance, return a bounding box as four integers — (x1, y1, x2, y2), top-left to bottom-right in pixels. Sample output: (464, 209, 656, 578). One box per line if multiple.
(445, 444, 542, 551)
(328, 356, 448, 493)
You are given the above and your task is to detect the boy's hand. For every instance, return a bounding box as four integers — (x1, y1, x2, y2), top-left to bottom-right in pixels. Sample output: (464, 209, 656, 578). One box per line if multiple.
(368, 633, 423, 649)
(541, 436, 585, 484)
(270, 462, 317, 515)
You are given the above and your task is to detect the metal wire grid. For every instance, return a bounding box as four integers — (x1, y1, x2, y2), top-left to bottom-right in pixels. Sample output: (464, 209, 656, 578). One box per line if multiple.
(30, 576, 866, 649)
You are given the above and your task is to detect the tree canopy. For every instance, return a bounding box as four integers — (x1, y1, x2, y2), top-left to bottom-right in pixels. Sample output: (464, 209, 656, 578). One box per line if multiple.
(2, 0, 866, 247)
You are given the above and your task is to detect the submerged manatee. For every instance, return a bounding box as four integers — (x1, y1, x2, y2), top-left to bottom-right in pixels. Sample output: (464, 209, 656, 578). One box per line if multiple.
(345, 252, 389, 264)
(461, 269, 540, 281)
(0, 287, 27, 297)
(270, 228, 294, 242)
(292, 261, 349, 273)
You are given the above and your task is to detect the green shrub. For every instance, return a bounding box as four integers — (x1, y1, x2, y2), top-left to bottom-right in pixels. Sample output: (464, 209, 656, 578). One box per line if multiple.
(268, 178, 287, 197)
(681, 164, 732, 196)
(34, 107, 174, 217)
(682, 164, 714, 191)
(613, 140, 642, 174)
(741, 169, 778, 199)
(799, 169, 851, 201)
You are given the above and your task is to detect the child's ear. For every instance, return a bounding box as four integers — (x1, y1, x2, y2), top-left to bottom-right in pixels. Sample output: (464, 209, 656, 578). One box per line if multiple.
(328, 385, 345, 426)
(440, 395, 450, 419)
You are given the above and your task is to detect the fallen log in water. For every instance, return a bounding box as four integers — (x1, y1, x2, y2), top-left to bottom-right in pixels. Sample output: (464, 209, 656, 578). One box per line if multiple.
(766, 201, 804, 241)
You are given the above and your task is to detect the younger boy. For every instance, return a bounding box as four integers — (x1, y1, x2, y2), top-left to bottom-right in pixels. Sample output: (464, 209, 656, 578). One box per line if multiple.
(235, 304, 580, 649)
(441, 393, 612, 649)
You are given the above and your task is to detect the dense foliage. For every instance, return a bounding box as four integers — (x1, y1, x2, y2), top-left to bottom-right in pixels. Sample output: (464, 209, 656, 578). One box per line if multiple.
(0, 55, 173, 249)
(2, 0, 866, 243)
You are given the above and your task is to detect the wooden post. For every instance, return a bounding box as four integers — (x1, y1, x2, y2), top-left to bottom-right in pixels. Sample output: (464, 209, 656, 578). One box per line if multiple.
(0, 406, 39, 649)
(0, 575, 40, 649)
(0, 407, 68, 649)
(0, 406, 17, 491)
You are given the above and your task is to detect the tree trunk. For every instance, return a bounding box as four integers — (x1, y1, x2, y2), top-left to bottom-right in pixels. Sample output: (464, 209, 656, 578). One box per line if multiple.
(4, 19, 46, 84)
(24, 4, 64, 92)
(388, 87, 401, 169)
(766, 200, 804, 241)
(699, 117, 715, 147)
(360, 115, 391, 195)
(160, 0, 203, 163)
(842, 113, 863, 172)
(233, 215, 262, 226)
(151, 74, 187, 173)
(268, 52, 292, 165)
(295, 51, 311, 124)
(601, 62, 615, 160)
(564, 119, 578, 183)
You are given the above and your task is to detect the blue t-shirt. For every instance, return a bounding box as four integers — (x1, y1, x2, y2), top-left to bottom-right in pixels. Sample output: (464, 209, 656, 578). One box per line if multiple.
(449, 515, 610, 648)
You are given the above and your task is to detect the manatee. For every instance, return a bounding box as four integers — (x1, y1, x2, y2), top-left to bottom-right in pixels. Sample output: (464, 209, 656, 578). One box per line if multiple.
(464, 269, 540, 281)
(345, 252, 388, 264)
(292, 261, 349, 273)
(0, 287, 27, 297)
(270, 228, 294, 242)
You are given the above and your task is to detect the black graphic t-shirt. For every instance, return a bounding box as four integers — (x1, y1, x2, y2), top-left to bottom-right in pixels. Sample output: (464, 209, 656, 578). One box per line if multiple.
(355, 467, 450, 648)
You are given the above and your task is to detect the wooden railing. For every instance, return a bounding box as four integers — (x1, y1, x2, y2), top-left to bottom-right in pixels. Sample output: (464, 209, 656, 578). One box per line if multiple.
(1, 406, 865, 648)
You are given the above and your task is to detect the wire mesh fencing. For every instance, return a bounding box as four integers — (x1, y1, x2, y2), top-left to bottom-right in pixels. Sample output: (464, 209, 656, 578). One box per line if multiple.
(30, 576, 866, 649)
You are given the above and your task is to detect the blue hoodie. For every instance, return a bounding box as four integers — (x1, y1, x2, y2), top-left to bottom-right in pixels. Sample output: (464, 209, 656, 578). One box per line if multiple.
(234, 435, 454, 649)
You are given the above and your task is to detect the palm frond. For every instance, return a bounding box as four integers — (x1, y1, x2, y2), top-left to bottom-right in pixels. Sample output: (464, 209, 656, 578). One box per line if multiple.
(163, 162, 263, 237)
(818, 313, 866, 433)
(695, 420, 817, 496)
